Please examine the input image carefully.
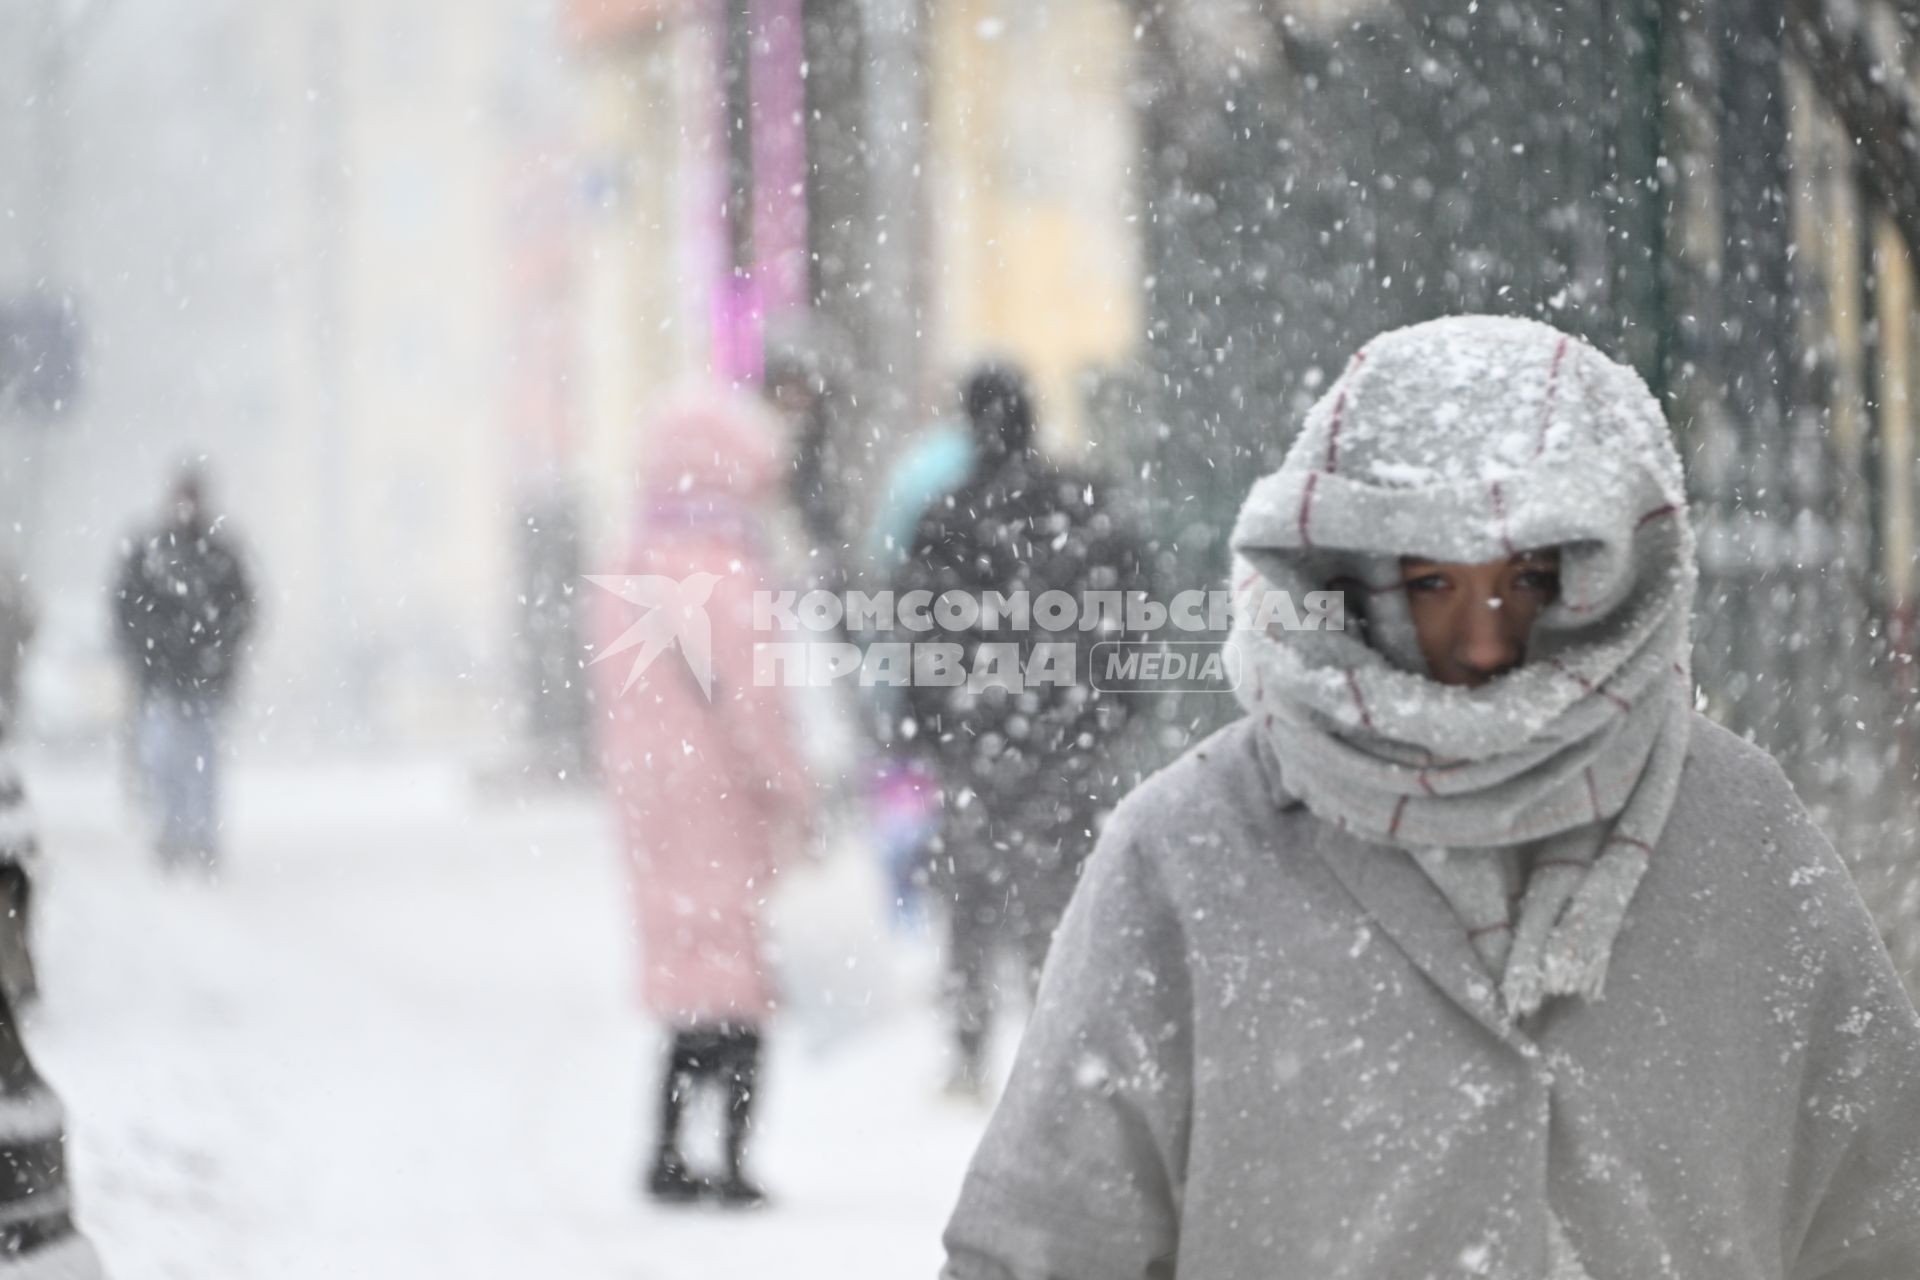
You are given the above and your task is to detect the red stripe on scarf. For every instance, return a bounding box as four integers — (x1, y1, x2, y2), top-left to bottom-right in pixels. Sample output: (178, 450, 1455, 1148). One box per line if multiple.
(1298, 472, 1320, 548)
(1549, 658, 1632, 714)
(1636, 503, 1678, 530)
(1323, 349, 1366, 472)
(1345, 670, 1376, 731)
(1532, 335, 1570, 458)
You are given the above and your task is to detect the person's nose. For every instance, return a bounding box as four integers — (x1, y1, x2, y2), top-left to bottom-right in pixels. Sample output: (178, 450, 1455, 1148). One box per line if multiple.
(1456, 595, 1520, 682)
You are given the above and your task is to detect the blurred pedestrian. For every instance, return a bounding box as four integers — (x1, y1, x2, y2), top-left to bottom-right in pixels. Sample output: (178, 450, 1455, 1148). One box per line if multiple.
(111, 464, 257, 874)
(899, 362, 1147, 1099)
(867, 416, 975, 576)
(765, 346, 852, 593)
(858, 416, 978, 931)
(594, 388, 814, 1209)
(942, 317, 1920, 1279)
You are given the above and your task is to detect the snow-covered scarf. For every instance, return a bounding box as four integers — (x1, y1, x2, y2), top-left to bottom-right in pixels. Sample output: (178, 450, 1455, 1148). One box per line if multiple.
(1228, 315, 1696, 1022)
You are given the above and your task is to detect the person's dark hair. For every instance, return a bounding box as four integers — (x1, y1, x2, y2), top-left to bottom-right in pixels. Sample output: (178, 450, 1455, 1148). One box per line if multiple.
(763, 347, 825, 403)
(170, 462, 207, 524)
(175, 465, 204, 498)
(1325, 574, 1373, 649)
(962, 362, 1035, 455)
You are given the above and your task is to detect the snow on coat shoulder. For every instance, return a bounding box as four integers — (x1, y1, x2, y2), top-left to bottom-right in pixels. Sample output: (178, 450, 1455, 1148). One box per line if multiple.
(942, 714, 1920, 1280)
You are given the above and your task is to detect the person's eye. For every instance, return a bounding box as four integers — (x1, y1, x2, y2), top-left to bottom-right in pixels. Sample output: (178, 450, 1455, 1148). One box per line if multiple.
(1403, 574, 1450, 594)
(1513, 570, 1561, 596)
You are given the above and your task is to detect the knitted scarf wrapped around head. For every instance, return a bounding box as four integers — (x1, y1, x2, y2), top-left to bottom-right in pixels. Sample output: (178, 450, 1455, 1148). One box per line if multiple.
(1228, 316, 1697, 1021)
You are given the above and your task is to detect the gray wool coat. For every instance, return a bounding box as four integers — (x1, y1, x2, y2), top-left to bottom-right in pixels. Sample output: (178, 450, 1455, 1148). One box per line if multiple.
(942, 715, 1920, 1280)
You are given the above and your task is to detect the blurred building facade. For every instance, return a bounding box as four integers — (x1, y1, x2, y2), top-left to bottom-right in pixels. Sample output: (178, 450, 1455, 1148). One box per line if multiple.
(0, 0, 579, 755)
(556, 0, 1143, 528)
(928, 0, 1142, 449)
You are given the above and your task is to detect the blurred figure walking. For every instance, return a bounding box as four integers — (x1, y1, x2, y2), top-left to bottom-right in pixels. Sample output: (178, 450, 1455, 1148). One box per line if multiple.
(898, 363, 1147, 1098)
(593, 389, 814, 1209)
(764, 346, 853, 593)
(111, 465, 257, 874)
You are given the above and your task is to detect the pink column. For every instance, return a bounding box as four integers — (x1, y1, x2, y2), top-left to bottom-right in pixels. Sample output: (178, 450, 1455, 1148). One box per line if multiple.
(683, 0, 807, 385)
(750, 0, 808, 318)
(679, 0, 759, 383)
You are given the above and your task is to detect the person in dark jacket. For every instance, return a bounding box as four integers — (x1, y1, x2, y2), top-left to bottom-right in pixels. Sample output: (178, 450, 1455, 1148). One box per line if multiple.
(765, 347, 853, 593)
(112, 466, 256, 874)
(899, 362, 1148, 1097)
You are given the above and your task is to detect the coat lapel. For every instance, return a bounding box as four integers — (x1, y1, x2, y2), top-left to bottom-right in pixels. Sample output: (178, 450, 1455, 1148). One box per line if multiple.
(1305, 817, 1525, 1048)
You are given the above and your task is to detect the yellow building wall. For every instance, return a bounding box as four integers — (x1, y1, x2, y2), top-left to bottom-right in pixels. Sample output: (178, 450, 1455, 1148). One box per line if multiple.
(930, 0, 1141, 449)
(1876, 214, 1916, 618)
(573, 30, 699, 556)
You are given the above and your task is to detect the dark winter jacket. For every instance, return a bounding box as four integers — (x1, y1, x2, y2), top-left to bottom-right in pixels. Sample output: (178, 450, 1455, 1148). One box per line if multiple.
(112, 519, 256, 706)
(898, 448, 1148, 840)
(791, 396, 852, 579)
(942, 716, 1920, 1280)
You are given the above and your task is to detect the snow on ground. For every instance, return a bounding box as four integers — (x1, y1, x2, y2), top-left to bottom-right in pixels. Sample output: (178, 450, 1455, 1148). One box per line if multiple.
(20, 749, 995, 1280)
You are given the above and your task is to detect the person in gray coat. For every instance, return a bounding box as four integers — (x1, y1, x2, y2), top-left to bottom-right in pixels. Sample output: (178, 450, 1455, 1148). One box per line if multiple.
(941, 316, 1920, 1279)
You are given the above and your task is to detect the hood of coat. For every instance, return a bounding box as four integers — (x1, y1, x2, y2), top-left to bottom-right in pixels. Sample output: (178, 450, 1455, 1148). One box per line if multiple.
(628, 385, 790, 554)
(1228, 314, 1696, 762)
(639, 384, 790, 504)
(1225, 317, 1700, 1017)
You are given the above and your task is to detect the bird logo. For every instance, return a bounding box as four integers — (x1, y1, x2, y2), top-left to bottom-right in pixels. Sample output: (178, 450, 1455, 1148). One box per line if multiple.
(584, 572, 722, 699)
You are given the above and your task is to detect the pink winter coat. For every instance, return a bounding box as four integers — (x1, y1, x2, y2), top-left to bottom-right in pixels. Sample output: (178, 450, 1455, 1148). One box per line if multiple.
(595, 389, 813, 1025)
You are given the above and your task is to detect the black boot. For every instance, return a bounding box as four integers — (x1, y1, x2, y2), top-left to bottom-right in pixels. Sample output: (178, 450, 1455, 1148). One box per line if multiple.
(646, 1147, 702, 1204)
(712, 1027, 767, 1208)
(944, 1026, 988, 1101)
(645, 1031, 713, 1205)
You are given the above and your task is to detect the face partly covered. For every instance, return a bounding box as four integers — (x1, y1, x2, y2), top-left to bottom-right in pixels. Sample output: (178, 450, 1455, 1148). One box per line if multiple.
(1399, 549, 1562, 687)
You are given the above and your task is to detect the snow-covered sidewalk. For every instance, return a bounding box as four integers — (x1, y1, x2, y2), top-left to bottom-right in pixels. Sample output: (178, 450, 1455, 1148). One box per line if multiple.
(22, 751, 987, 1279)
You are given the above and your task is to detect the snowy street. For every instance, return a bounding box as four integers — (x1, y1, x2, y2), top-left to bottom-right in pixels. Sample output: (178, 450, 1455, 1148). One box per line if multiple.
(12, 0, 1920, 1276)
(22, 750, 986, 1280)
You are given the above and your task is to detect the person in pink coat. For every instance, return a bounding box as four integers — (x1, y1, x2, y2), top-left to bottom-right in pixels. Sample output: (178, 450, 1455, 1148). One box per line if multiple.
(594, 387, 814, 1208)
